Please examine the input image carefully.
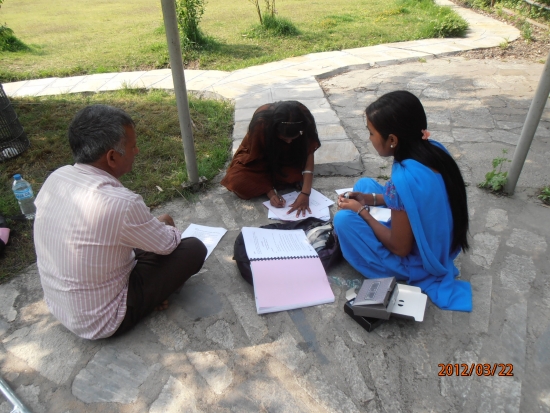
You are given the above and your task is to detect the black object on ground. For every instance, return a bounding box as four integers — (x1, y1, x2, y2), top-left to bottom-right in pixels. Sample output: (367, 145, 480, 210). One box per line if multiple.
(0, 83, 30, 162)
(233, 217, 342, 285)
(344, 299, 385, 332)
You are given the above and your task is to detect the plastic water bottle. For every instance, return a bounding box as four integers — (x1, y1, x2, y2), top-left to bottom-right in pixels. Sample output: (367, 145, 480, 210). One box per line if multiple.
(12, 174, 36, 220)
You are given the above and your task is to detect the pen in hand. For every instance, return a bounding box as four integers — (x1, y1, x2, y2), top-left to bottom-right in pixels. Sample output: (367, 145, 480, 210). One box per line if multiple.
(273, 188, 286, 207)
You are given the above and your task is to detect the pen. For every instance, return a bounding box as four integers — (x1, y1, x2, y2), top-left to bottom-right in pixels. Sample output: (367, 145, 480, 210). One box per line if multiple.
(273, 188, 283, 203)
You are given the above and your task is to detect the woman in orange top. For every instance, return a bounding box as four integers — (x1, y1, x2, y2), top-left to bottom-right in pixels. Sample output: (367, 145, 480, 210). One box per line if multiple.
(221, 101, 321, 217)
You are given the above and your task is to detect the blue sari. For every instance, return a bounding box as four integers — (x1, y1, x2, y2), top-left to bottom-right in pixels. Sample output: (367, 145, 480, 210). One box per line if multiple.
(333, 142, 472, 311)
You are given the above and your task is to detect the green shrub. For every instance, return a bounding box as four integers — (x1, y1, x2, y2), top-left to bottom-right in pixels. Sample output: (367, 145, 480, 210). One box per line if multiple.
(401, 0, 468, 38)
(245, 14, 299, 38)
(478, 149, 511, 192)
(0, 0, 28, 52)
(432, 8, 469, 37)
(0, 25, 27, 52)
(539, 186, 550, 204)
(261, 14, 299, 36)
(176, 0, 207, 51)
(462, 0, 492, 8)
(245, 0, 298, 37)
(521, 20, 532, 41)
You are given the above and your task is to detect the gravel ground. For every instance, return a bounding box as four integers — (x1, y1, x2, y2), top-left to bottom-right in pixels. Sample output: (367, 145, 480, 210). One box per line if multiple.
(455, 2, 550, 62)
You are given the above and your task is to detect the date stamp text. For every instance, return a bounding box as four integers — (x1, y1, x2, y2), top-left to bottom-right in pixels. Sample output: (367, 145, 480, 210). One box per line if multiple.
(438, 363, 514, 377)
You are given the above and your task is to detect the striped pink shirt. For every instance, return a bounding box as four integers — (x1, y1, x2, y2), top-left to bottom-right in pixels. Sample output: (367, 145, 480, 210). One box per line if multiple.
(34, 164, 181, 339)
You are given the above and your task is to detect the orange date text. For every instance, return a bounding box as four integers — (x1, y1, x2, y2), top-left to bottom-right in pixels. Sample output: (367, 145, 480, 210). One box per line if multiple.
(438, 363, 514, 377)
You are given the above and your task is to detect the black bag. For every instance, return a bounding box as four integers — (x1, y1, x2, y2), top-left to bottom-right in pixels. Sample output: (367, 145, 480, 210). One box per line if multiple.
(233, 217, 342, 285)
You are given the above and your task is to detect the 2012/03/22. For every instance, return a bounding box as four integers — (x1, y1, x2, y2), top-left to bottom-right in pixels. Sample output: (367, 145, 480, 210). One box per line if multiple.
(438, 363, 514, 376)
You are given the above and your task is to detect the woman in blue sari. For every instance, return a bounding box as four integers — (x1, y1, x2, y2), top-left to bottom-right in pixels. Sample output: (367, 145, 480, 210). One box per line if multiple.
(334, 91, 471, 311)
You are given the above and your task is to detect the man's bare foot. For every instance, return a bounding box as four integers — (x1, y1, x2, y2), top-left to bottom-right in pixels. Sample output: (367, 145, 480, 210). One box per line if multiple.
(154, 300, 169, 311)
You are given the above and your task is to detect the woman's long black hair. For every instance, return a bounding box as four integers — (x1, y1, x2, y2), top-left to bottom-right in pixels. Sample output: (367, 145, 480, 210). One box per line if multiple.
(247, 101, 318, 184)
(366, 91, 469, 252)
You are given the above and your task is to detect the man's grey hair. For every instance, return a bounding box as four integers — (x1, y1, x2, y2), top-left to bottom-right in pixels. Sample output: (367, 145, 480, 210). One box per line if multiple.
(68, 105, 135, 164)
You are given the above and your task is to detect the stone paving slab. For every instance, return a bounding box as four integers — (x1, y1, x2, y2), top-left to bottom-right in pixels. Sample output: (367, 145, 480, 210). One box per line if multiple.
(10, 78, 57, 98)
(1, 80, 28, 96)
(67, 73, 120, 94)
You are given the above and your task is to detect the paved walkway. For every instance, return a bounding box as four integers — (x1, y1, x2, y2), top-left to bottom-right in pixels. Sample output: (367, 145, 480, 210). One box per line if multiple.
(3, 0, 519, 175)
(4, 3, 550, 413)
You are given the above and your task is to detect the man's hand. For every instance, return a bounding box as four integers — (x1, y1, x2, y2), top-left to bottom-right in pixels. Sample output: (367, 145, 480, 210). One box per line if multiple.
(157, 214, 175, 227)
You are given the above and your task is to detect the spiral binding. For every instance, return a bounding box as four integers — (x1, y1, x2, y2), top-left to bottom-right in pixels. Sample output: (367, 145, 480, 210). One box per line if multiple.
(250, 255, 317, 261)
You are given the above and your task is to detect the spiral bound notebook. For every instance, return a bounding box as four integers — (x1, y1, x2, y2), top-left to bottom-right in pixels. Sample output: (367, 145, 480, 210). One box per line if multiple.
(242, 227, 335, 314)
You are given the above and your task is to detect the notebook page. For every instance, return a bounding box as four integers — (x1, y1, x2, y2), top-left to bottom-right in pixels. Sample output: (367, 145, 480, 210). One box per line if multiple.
(242, 227, 318, 260)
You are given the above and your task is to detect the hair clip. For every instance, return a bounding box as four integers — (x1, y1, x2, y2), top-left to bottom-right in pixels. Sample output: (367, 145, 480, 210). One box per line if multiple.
(280, 121, 303, 124)
(299, 131, 303, 135)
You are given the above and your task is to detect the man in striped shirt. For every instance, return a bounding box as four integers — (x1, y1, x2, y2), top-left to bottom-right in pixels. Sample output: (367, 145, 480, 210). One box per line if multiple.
(34, 105, 207, 340)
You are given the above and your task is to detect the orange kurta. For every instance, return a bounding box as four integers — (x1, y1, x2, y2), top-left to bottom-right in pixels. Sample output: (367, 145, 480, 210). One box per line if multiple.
(221, 103, 320, 199)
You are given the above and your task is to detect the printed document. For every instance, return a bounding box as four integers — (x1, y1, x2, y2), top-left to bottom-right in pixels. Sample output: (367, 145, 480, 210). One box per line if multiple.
(181, 224, 227, 260)
(242, 227, 317, 260)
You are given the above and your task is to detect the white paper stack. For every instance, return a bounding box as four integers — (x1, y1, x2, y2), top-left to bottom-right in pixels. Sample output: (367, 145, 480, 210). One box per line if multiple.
(263, 188, 333, 222)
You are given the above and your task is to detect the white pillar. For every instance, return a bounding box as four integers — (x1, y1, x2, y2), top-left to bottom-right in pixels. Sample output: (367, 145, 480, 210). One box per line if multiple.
(505, 49, 550, 194)
(160, 0, 199, 185)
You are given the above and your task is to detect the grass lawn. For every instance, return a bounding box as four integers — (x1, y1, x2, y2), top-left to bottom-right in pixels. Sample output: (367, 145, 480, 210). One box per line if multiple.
(0, 0, 467, 82)
(0, 90, 234, 283)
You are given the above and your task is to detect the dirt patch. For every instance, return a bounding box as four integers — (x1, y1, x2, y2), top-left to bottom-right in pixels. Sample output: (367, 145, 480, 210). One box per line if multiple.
(453, 1, 550, 62)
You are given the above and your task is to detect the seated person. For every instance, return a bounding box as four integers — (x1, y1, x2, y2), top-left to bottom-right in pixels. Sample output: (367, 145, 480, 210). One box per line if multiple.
(34, 105, 207, 340)
(221, 100, 321, 217)
(335, 91, 472, 311)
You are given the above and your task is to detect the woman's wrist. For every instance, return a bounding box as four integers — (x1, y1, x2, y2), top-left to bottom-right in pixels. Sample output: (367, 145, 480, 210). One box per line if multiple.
(357, 205, 370, 215)
(301, 185, 312, 195)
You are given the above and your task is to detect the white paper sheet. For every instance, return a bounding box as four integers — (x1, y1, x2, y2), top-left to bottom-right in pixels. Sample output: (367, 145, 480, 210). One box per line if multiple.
(335, 188, 391, 222)
(181, 224, 227, 260)
(370, 207, 392, 222)
(263, 188, 334, 221)
(335, 188, 353, 195)
(268, 206, 330, 221)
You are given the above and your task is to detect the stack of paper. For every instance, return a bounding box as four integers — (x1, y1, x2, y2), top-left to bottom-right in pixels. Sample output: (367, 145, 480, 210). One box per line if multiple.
(263, 188, 334, 222)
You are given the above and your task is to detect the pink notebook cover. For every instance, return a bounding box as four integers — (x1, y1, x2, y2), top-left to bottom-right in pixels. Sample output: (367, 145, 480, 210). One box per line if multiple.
(251, 257, 335, 314)
(0, 228, 9, 245)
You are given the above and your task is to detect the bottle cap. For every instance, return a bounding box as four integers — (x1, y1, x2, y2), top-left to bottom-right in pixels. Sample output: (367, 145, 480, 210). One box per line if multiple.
(13, 174, 21, 180)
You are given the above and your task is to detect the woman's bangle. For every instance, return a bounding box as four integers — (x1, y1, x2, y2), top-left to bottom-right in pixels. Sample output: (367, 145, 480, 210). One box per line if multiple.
(357, 205, 370, 215)
(301, 191, 310, 196)
(372, 193, 377, 206)
(302, 170, 313, 175)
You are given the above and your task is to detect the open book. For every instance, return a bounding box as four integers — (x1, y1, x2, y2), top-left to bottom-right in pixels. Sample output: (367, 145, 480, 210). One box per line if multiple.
(242, 227, 335, 314)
